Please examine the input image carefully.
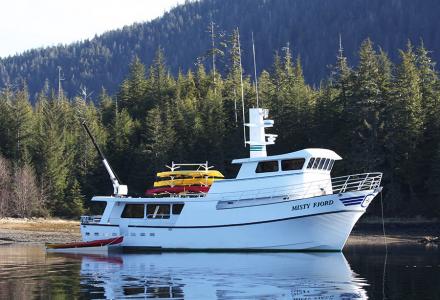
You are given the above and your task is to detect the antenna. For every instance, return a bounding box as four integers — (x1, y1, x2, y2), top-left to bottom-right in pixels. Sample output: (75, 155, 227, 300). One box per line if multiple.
(237, 28, 246, 148)
(252, 32, 260, 108)
(57, 66, 65, 100)
(338, 33, 344, 59)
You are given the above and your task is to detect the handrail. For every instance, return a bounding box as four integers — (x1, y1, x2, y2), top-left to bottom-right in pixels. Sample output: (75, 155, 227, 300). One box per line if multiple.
(80, 215, 102, 224)
(210, 172, 382, 201)
(81, 173, 382, 213)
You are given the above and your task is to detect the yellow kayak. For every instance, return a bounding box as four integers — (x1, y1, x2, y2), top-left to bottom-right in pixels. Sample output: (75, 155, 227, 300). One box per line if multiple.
(156, 170, 224, 178)
(154, 177, 221, 187)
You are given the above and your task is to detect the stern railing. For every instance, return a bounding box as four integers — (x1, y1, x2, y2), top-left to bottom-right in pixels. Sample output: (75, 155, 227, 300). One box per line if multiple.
(80, 215, 102, 224)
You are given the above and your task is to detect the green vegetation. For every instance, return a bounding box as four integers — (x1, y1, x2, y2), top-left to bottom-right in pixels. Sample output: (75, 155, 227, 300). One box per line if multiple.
(1, 0, 440, 99)
(0, 35, 439, 219)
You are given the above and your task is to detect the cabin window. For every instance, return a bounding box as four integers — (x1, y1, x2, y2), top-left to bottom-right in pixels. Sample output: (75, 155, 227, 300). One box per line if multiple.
(121, 204, 145, 218)
(312, 158, 321, 169)
(281, 159, 305, 171)
(328, 159, 335, 170)
(147, 204, 170, 219)
(306, 158, 315, 169)
(318, 158, 326, 169)
(256, 160, 279, 173)
(172, 203, 184, 215)
(323, 158, 330, 170)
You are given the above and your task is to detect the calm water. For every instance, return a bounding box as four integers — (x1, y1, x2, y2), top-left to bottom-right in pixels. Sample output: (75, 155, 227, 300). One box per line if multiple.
(0, 243, 438, 299)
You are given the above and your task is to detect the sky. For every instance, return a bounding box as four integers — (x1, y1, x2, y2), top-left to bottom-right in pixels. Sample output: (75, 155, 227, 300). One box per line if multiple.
(0, 0, 187, 58)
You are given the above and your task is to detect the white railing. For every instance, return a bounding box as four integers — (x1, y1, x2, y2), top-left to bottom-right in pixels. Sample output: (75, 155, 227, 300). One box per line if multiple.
(332, 173, 383, 194)
(80, 215, 102, 224)
(210, 172, 382, 202)
(80, 173, 382, 214)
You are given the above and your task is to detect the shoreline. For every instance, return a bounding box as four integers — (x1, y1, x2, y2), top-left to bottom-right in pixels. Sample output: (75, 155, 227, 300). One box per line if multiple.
(0, 217, 437, 246)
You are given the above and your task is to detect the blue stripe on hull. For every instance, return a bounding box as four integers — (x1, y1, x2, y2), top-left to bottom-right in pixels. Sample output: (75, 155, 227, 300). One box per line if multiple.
(340, 195, 365, 206)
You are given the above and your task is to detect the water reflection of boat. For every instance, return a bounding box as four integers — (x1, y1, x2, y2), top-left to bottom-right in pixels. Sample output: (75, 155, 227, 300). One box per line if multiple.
(71, 252, 368, 299)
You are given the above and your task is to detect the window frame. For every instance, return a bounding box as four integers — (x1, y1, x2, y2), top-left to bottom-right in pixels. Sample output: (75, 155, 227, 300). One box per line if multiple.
(312, 158, 321, 169)
(306, 157, 315, 169)
(318, 158, 326, 169)
(172, 203, 184, 215)
(121, 204, 145, 219)
(328, 159, 335, 171)
(146, 204, 171, 219)
(255, 160, 279, 173)
(281, 158, 305, 171)
(323, 158, 330, 170)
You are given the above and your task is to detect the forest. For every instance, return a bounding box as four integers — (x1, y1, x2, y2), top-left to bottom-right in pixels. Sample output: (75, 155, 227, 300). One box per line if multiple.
(1, 0, 440, 100)
(0, 26, 439, 219)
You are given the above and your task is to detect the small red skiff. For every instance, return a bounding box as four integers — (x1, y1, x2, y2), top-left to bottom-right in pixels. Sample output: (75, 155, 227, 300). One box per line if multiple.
(46, 236, 123, 253)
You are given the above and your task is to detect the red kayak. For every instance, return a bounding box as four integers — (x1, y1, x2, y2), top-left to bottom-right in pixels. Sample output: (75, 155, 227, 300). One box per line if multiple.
(146, 185, 210, 195)
(46, 236, 123, 249)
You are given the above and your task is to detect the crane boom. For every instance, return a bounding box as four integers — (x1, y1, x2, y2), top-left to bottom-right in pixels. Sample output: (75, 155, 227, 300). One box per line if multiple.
(82, 122, 127, 196)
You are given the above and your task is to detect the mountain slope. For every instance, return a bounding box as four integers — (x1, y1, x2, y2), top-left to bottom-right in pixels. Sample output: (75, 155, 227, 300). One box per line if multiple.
(1, 0, 440, 99)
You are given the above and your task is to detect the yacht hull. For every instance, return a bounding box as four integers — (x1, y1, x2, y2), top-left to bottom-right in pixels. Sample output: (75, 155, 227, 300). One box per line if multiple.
(81, 190, 377, 251)
(123, 210, 364, 251)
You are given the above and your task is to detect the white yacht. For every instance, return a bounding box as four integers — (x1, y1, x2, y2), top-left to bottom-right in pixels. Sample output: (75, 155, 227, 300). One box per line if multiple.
(80, 108, 382, 251)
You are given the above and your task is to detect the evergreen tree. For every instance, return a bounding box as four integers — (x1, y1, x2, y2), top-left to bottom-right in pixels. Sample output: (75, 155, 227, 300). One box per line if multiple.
(415, 44, 440, 207)
(64, 178, 85, 217)
(348, 39, 384, 171)
(144, 106, 176, 172)
(385, 42, 423, 212)
(0, 87, 14, 158)
(33, 97, 71, 215)
(118, 56, 148, 120)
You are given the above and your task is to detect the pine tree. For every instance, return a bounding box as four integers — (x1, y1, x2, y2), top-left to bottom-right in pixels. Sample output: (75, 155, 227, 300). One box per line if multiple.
(118, 56, 148, 120)
(10, 86, 34, 163)
(173, 70, 200, 160)
(64, 178, 85, 217)
(348, 39, 383, 171)
(415, 43, 440, 207)
(0, 87, 14, 158)
(385, 42, 423, 211)
(33, 97, 71, 215)
(144, 106, 176, 172)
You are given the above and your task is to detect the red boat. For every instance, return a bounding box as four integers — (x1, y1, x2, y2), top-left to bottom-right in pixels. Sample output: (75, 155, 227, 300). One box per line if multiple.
(146, 185, 210, 195)
(46, 236, 123, 252)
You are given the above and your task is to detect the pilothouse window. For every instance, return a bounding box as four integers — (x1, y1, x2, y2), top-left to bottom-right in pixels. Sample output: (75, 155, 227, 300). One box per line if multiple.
(121, 204, 145, 219)
(172, 204, 184, 215)
(312, 158, 321, 169)
(307, 158, 315, 169)
(147, 204, 170, 219)
(318, 158, 326, 169)
(322, 158, 330, 170)
(256, 160, 279, 173)
(281, 159, 305, 171)
(328, 159, 335, 170)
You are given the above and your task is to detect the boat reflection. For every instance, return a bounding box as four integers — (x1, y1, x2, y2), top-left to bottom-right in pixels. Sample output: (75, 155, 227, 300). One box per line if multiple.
(57, 252, 368, 299)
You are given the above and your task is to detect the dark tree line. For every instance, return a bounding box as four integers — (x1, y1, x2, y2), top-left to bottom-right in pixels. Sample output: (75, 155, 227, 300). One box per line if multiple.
(0, 34, 439, 219)
(1, 0, 440, 101)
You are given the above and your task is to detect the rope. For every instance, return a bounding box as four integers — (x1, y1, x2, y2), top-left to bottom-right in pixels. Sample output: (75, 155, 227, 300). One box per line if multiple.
(380, 190, 388, 300)
(380, 191, 388, 251)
